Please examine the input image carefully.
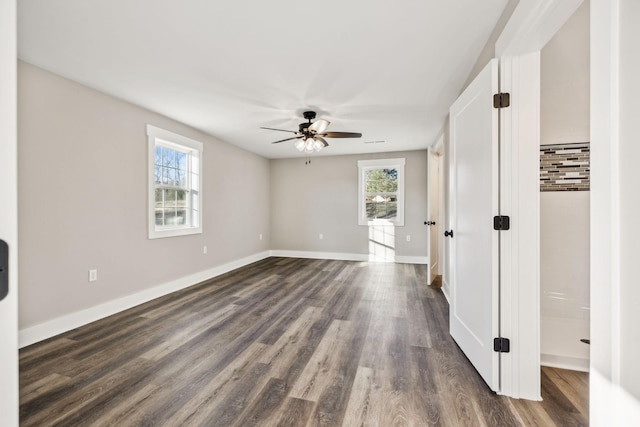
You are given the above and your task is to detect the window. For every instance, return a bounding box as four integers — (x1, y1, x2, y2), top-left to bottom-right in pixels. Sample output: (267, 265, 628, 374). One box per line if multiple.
(358, 158, 405, 226)
(147, 125, 203, 239)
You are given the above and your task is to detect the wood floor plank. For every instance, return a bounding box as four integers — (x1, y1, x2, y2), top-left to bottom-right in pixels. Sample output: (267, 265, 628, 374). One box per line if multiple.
(272, 397, 316, 427)
(544, 367, 589, 417)
(258, 306, 324, 379)
(289, 319, 354, 402)
(159, 342, 270, 426)
(19, 257, 589, 426)
(19, 373, 72, 406)
(341, 366, 381, 426)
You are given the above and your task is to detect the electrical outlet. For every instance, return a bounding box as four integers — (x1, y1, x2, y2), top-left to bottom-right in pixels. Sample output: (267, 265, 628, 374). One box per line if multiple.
(259, 233, 263, 241)
(203, 245, 208, 254)
(406, 235, 411, 242)
(319, 233, 324, 240)
(88, 269, 98, 282)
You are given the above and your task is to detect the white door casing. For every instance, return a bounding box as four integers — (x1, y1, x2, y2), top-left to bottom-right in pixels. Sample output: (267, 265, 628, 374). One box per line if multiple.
(449, 59, 500, 391)
(0, 0, 20, 424)
(427, 149, 440, 283)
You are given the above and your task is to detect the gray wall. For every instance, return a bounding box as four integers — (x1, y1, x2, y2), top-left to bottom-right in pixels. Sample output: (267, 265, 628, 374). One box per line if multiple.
(270, 151, 428, 258)
(18, 62, 271, 328)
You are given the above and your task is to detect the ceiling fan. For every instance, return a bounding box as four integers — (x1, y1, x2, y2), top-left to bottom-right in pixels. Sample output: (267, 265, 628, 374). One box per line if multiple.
(261, 111, 362, 153)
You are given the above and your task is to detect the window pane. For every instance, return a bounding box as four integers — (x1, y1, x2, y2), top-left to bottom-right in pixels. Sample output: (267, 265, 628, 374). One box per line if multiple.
(366, 168, 398, 193)
(155, 146, 162, 166)
(163, 168, 176, 186)
(164, 188, 176, 203)
(155, 188, 164, 225)
(177, 152, 187, 172)
(176, 189, 188, 206)
(175, 209, 187, 225)
(366, 193, 397, 220)
(177, 169, 186, 187)
(154, 165, 162, 184)
(162, 146, 175, 167)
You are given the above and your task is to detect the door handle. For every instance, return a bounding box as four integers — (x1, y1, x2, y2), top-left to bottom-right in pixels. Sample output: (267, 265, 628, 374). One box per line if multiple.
(444, 230, 454, 238)
(0, 240, 8, 301)
(424, 221, 436, 226)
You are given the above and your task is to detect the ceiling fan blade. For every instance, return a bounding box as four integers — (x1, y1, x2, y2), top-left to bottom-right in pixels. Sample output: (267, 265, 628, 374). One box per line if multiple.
(315, 136, 329, 147)
(260, 126, 299, 134)
(322, 132, 362, 138)
(309, 119, 330, 134)
(271, 136, 303, 144)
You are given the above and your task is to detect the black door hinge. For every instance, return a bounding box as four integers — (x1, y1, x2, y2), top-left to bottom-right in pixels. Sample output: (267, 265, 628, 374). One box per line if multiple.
(494, 337, 510, 353)
(493, 92, 510, 108)
(493, 215, 510, 231)
(0, 240, 8, 301)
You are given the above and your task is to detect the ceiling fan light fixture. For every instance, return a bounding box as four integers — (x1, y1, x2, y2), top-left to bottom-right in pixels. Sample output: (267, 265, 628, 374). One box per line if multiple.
(261, 111, 361, 156)
(304, 138, 315, 153)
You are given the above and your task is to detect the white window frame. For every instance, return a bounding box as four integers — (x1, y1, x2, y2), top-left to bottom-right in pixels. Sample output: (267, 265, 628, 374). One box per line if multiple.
(357, 158, 405, 226)
(147, 125, 203, 239)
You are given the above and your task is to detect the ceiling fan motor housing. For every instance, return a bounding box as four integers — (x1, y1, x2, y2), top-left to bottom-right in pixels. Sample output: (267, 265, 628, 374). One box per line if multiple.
(299, 122, 311, 132)
(303, 111, 317, 120)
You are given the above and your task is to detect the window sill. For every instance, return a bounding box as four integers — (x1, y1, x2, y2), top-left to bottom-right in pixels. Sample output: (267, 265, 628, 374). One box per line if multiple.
(148, 226, 202, 239)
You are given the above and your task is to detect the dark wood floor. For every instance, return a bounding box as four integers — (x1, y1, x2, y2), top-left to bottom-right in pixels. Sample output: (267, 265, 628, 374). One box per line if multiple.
(20, 257, 588, 426)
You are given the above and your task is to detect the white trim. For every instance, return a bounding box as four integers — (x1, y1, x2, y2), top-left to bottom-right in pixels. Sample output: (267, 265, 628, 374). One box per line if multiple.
(269, 250, 369, 262)
(0, 0, 19, 423)
(541, 354, 589, 372)
(19, 251, 270, 348)
(269, 250, 428, 265)
(441, 279, 451, 304)
(431, 133, 445, 155)
(146, 125, 203, 151)
(395, 256, 428, 265)
(498, 53, 542, 401)
(147, 125, 203, 239)
(357, 158, 406, 226)
(496, 0, 583, 56)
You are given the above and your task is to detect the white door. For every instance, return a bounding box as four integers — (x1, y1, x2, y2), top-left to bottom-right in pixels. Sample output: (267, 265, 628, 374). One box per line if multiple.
(448, 59, 500, 391)
(427, 149, 440, 284)
(0, 0, 20, 424)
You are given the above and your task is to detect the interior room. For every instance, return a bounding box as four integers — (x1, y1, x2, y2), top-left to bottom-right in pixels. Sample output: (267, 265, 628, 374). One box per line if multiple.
(2, 0, 640, 425)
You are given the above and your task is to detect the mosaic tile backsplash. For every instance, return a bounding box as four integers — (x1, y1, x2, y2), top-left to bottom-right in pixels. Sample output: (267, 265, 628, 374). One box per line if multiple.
(540, 143, 590, 191)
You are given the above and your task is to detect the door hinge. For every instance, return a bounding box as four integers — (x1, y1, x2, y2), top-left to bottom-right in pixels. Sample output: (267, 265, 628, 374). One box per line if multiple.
(493, 215, 510, 231)
(493, 92, 510, 108)
(494, 337, 510, 353)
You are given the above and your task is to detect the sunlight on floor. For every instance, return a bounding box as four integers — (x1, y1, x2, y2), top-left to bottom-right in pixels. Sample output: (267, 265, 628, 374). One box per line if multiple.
(368, 220, 395, 262)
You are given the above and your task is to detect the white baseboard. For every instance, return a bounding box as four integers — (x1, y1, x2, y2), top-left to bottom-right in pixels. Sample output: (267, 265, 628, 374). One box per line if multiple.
(441, 278, 451, 303)
(270, 250, 428, 265)
(395, 256, 429, 264)
(19, 251, 271, 348)
(541, 353, 589, 372)
(269, 250, 369, 262)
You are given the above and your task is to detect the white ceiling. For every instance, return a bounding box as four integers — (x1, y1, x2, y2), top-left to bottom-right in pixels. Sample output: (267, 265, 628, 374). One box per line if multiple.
(18, 0, 508, 159)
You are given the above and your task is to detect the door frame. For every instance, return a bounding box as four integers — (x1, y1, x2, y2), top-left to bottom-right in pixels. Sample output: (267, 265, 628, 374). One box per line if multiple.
(442, 0, 583, 399)
(427, 146, 441, 284)
(0, 0, 20, 424)
(495, 0, 583, 400)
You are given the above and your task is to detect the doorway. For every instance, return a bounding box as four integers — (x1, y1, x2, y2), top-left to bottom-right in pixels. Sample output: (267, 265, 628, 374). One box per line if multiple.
(539, 0, 590, 372)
